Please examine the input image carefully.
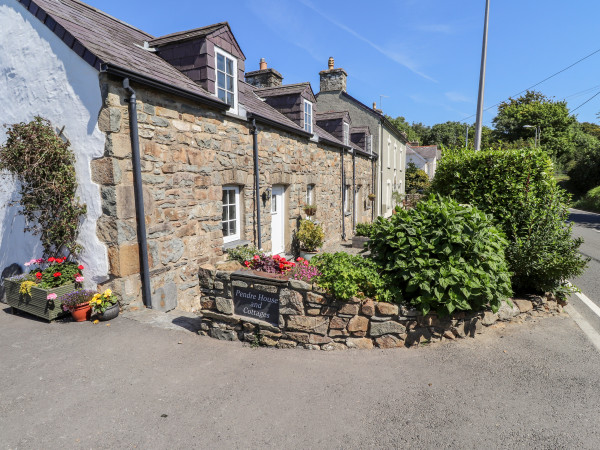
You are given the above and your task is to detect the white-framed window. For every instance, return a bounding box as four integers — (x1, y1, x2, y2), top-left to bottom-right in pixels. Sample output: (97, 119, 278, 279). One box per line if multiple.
(394, 143, 397, 170)
(366, 135, 372, 154)
(304, 100, 313, 133)
(343, 122, 350, 146)
(387, 138, 391, 168)
(344, 185, 351, 213)
(215, 47, 238, 113)
(386, 180, 391, 208)
(222, 186, 240, 243)
(306, 184, 315, 205)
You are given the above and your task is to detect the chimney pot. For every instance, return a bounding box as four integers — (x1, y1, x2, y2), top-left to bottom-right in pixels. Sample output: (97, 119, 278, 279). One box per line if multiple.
(259, 58, 267, 70)
(328, 57, 334, 70)
(373, 102, 377, 109)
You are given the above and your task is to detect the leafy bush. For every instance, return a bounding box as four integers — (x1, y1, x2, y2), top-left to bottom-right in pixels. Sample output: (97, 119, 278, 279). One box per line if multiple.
(367, 195, 512, 315)
(296, 219, 324, 252)
(405, 162, 430, 193)
(226, 244, 260, 263)
(311, 252, 393, 302)
(573, 186, 600, 213)
(431, 147, 587, 294)
(355, 222, 374, 237)
(0, 117, 86, 256)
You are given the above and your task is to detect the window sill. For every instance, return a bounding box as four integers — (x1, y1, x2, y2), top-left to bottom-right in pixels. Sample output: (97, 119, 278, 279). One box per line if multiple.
(222, 239, 251, 251)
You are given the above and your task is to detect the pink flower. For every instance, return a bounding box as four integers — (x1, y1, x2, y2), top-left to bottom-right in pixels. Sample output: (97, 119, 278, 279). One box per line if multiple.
(24, 262, 30, 267)
(253, 255, 260, 261)
(47, 293, 57, 301)
(75, 276, 84, 283)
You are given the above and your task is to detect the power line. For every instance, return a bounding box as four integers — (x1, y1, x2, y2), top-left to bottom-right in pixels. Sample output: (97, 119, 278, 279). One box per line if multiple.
(461, 46, 600, 122)
(571, 90, 600, 113)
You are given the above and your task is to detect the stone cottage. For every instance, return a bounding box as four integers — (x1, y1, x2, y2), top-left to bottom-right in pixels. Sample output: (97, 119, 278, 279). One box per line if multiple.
(0, 0, 376, 311)
(316, 58, 408, 218)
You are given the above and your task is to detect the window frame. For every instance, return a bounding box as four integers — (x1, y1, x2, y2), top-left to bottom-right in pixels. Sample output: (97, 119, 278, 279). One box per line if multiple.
(303, 100, 313, 133)
(344, 184, 352, 214)
(214, 46, 238, 114)
(343, 122, 350, 146)
(306, 184, 315, 205)
(222, 186, 241, 243)
(366, 135, 372, 154)
(387, 138, 391, 168)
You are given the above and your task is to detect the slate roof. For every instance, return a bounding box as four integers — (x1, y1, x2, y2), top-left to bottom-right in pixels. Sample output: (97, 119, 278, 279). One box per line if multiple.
(23, 0, 226, 108)
(149, 23, 228, 46)
(255, 82, 315, 101)
(315, 111, 351, 123)
(410, 145, 441, 160)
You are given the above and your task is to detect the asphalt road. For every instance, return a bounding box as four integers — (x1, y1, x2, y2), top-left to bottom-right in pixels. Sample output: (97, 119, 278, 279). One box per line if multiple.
(1, 306, 600, 449)
(568, 208, 600, 333)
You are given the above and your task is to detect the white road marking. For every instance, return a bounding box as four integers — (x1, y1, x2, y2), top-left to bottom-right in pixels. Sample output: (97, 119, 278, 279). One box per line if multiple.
(574, 290, 600, 319)
(565, 304, 600, 352)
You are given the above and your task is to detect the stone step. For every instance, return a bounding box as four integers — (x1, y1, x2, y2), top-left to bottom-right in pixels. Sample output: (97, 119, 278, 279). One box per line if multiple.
(122, 307, 202, 333)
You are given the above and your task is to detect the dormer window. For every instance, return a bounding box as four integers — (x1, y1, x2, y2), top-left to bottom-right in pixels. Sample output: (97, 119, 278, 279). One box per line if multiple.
(304, 100, 313, 133)
(215, 47, 238, 113)
(343, 122, 349, 146)
(367, 136, 372, 153)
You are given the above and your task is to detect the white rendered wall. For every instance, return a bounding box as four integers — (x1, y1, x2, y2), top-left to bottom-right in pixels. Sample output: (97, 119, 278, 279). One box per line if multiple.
(0, 0, 108, 286)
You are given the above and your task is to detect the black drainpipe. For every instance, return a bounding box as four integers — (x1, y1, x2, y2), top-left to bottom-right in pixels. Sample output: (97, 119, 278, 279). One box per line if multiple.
(251, 118, 262, 249)
(122, 78, 152, 309)
(341, 148, 346, 240)
(352, 150, 356, 233)
(371, 157, 375, 223)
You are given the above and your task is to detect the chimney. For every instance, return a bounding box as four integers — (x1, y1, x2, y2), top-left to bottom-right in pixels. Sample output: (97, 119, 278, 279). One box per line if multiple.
(319, 56, 347, 93)
(372, 102, 382, 114)
(245, 58, 283, 88)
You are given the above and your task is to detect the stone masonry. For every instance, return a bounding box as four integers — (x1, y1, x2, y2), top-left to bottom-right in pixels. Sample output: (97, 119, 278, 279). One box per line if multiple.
(91, 75, 374, 311)
(198, 265, 567, 350)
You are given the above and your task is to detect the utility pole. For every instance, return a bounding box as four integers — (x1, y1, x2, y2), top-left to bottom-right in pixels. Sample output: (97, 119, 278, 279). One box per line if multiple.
(474, 0, 490, 151)
(465, 124, 470, 149)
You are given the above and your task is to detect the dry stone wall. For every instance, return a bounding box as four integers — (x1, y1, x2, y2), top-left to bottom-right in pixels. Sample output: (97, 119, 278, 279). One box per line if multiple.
(198, 266, 566, 350)
(92, 75, 374, 311)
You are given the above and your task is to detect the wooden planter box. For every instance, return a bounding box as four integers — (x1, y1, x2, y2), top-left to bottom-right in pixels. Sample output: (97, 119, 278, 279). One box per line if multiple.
(5, 279, 75, 321)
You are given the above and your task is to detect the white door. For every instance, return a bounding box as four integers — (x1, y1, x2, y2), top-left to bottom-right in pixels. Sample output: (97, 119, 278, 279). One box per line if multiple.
(271, 185, 285, 255)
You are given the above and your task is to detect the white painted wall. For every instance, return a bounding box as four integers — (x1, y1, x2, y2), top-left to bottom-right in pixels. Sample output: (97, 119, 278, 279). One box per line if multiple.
(0, 0, 108, 286)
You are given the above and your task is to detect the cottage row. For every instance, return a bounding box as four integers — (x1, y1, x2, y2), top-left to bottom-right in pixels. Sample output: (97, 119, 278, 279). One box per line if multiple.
(1, 0, 433, 311)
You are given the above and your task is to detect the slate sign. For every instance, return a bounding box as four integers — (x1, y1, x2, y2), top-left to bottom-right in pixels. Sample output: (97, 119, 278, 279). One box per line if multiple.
(233, 286, 279, 326)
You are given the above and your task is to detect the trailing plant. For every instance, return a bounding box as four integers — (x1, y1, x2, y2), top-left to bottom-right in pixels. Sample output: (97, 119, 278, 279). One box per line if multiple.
(296, 219, 324, 252)
(0, 117, 86, 256)
(226, 245, 261, 263)
(355, 222, 374, 238)
(311, 252, 394, 302)
(302, 204, 317, 216)
(60, 289, 95, 313)
(431, 147, 588, 294)
(367, 195, 512, 315)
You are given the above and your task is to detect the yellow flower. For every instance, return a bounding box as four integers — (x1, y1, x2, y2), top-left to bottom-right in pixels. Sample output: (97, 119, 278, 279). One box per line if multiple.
(93, 320, 99, 324)
(103, 288, 112, 297)
(96, 299, 102, 305)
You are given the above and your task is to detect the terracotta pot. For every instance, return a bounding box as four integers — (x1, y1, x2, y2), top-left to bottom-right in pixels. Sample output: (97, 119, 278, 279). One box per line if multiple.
(71, 302, 91, 322)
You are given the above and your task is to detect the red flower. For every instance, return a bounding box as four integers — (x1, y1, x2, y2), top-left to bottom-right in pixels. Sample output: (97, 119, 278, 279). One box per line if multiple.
(243, 261, 250, 267)
(279, 263, 284, 270)
(273, 255, 280, 260)
(48, 257, 55, 263)
(252, 255, 259, 261)
(35, 272, 42, 280)
(53, 272, 61, 277)
(78, 265, 84, 270)
(296, 257, 304, 262)
(74, 273, 81, 278)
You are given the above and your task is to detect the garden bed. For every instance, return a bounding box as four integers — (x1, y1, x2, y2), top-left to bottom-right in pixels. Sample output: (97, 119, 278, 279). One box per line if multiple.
(198, 266, 565, 350)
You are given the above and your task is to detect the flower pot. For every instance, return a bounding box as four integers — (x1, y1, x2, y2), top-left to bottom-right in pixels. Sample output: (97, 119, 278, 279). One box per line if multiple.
(5, 279, 74, 321)
(299, 250, 318, 261)
(71, 302, 91, 322)
(98, 303, 120, 321)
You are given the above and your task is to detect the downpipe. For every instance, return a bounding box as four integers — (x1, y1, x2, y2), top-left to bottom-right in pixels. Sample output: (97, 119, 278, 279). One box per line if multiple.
(251, 118, 262, 249)
(341, 148, 346, 240)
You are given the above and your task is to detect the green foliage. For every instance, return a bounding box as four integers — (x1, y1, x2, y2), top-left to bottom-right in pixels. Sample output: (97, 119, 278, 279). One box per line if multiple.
(355, 222, 374, 237)
(296, 219, 324, 252)
(431, 147, 588, 293)
(226, 244, 261, 263)
(0, 117, 86, 256)
(367, 195, 512, 316)
(566, 127, 600, 194)
(573, 185, 600, 213)
(311, 252, 393, 302)
(492, 91, 577, 166)
(405, 162, 430, 194)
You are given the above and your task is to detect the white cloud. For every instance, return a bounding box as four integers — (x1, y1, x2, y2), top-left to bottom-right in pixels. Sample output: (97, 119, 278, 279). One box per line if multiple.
(299, 0, 436, 83)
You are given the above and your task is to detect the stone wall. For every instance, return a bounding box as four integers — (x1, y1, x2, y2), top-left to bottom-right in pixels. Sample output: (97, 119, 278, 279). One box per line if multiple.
(92, 75, 374, 311)
(198, 266, 566, 350)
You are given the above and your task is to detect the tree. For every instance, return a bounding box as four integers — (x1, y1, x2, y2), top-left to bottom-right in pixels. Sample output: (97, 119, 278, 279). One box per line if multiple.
(405, 162, 430, 193)
(492, 90, 576, 166)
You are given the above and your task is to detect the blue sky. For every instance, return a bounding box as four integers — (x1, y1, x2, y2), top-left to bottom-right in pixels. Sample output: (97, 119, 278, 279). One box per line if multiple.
(86, 0, 600, 127)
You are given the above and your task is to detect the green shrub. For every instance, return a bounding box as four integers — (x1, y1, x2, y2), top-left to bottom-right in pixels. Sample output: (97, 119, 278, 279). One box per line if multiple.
(226, 245, 260, 263)
(355, 222, 374, 237)
(311, 252, 393, 302)
(367, 195, 512, 315)
(573, 186, 600, 213)
(406, 161, 430, 194)
(296, 219, 324, 252)
(431, 147, 587, 294)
